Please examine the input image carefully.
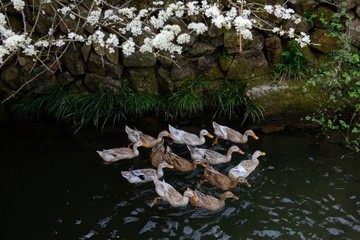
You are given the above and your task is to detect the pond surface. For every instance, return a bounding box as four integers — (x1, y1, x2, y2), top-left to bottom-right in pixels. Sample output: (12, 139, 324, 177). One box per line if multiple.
(1, 119, 360, 240)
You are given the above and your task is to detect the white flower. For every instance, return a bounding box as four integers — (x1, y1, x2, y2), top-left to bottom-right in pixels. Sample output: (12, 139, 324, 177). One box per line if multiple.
(118, 7, 136, 19)
(54, 39, 65, 47)
(163, 25, 181, 35)
(94, 0, 102, 5)
(153, 1, 164, 6)
(177, 33, 191, 44)
(35, 40, 49, 47)
(187, 2, 199, 16)
(0, 13, 6, 27)
(0, 46, 10, 64)
(295, 32, 310, 47)
(241, 29, 253, 40)
(226, 7, 237, 19)
(213, 15, 226, 28)
(152, 30, 175, 51)
(58, 6, 71, 15)
(288, 28, 295, 38)
(139, 38, 153, 53)
(68, 32, 85, 42)
(4, 34, 27, 51)
(272, 27, 280, 33)
(126, 19, 143, 36)
(294, 17, 302, 24)
(188, 22, 208, 34)
(242, 10, 251, 18)
(122, 38, 135, 56)
(205, 5, 221, 18)
(23, 44, 37, 56)
(11, 0, 25, 11)
(87, 10, 101, 26)
(150, 16, 165, 29)
(234, 16, 252, 39)
(264, 5, 273, 14)
(106, 33, 119, 47)
(0, 27, 15, 38)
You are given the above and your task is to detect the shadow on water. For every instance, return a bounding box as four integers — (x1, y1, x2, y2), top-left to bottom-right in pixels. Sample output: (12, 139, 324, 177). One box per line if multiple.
(1, 118, 360, 239)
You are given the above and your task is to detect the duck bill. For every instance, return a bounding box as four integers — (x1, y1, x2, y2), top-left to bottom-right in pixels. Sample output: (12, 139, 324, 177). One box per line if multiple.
(198, 162, 207, 168)
(261, 152, 266, 156)
(167, 164, 174, 169)
(191, 196, 199, 201)
(243, 179, 251, 188)
(141, 143, 149, 148)
(207, 133, 214, 138)
(252, 134, 259, 140)
(238, 149, 245, 155)
(168, 133, 174, 139)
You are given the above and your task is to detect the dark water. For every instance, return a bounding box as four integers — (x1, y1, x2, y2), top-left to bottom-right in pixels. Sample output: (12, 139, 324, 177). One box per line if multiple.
(1, 119, 360, 240)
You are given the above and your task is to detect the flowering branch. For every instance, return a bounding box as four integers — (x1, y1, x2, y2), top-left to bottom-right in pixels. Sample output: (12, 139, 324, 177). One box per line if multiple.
(0, 0, 311, 102)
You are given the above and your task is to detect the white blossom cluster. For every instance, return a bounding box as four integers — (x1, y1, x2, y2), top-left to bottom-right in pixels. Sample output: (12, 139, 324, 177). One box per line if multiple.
(11, 0, 25, 11)
(0, 0, 312, 66)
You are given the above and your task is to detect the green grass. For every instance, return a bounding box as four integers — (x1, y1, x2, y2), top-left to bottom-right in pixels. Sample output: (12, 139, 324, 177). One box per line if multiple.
(274, 40, 311, 82)
(212, 80, 246, 119)
(11, 78, 265, 131)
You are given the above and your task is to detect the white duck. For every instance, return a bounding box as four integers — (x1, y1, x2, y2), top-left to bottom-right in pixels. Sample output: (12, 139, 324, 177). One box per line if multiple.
(168, 124, 213, 146)
(212, 121, 258, 145)
(121, 161, 174, 184)
(125, 125, 141, 146)
(96, 141, 145, 164)
(187, 145, 244, 165)
(125, 126, 173, 148)
(228, 150, 266, 179)
(150, 177, 197, 207)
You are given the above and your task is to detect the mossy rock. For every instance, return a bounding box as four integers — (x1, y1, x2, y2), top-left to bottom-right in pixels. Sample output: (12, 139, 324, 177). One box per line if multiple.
(246, 81, 329, 118)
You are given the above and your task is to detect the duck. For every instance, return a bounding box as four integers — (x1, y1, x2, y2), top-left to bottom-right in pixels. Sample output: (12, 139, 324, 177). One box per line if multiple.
(125, 126, 173, 148)
(150, 177, 198, 207)
(121, 161, 174, 184)
(164, 146, 206, 172)
(189, 189, 239, 211)
(187, 145, 244, 165)
(212, 121, 258, 145)
(168, 124, 214, 146)
(149, 139, 166, 168)
(125, 125, 141, 146)
(96, 141, 146, 164)
(198, 164, 251, 191)
(228, 150, 266, 179)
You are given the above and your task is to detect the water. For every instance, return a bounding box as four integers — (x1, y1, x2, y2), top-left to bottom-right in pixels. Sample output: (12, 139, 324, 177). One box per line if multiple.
(1, 119, 360, 239)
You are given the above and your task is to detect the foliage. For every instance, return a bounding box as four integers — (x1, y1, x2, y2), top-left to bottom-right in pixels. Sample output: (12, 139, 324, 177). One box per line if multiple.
(164, 77, 209, 120)
(304, 5, 360, 152)
(212, 80, 245, 119)
(11, 77, 264, 130)
(273, 40, 311, 81)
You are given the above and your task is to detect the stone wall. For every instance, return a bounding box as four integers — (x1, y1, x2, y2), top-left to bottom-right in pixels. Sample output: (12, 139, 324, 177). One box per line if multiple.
(1, 0, 360, 103)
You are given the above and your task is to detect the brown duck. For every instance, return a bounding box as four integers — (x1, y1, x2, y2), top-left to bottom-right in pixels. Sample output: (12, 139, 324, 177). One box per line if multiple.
(199, 164, 251, 191)
(150, 139, 166, 168)
(189, 189, 239, 211)
(164, 146, 206, 172)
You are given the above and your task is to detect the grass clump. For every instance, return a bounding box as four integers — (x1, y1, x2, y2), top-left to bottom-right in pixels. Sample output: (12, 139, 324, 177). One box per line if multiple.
(11, 77, 265, 131)
(164, 77, 209, 119)
(273, 40, 311, 82)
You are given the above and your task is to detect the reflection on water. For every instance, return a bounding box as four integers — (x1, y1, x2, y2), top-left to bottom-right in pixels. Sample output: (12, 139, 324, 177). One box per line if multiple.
(1, 120, 359, 239)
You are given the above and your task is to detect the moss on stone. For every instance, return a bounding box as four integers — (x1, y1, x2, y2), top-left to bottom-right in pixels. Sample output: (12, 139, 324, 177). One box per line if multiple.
(246, 81, 329, 118)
